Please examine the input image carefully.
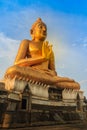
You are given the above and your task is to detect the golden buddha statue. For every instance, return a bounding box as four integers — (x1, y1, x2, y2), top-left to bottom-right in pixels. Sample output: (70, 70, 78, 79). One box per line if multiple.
(4, 18, 80, 90)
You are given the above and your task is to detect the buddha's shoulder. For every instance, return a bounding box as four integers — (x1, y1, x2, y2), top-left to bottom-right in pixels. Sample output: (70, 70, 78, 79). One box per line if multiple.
(20, 39, 32, 46)
(21, 39, 31, 43)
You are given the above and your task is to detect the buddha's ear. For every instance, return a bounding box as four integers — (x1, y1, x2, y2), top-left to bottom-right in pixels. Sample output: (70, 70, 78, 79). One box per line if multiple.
(30, 29, 34, 40)
(30, 29, 33, 35)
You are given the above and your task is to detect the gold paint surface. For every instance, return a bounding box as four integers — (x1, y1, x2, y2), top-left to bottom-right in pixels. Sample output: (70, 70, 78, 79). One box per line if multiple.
(4, 18, 80, 90)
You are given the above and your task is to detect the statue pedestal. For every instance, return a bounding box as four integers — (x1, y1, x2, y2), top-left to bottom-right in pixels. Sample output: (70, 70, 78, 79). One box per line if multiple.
(0, 78, 86, 128)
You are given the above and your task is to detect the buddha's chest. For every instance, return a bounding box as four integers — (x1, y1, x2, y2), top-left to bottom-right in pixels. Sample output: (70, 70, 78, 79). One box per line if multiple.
(28, 43, 42, 57)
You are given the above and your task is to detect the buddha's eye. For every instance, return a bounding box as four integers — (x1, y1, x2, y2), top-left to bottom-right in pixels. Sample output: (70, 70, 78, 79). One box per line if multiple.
(38, 24, 42, 29)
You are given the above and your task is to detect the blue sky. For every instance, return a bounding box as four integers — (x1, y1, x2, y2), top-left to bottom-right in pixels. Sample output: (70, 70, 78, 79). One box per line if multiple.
(0, 0, 87, 96)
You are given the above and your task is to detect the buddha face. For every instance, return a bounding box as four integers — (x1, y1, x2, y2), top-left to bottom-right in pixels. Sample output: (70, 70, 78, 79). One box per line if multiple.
(31, 22, 47, 41)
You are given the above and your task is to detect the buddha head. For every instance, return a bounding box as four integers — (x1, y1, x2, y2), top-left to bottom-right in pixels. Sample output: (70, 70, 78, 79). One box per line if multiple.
(30, 18, 47, 41)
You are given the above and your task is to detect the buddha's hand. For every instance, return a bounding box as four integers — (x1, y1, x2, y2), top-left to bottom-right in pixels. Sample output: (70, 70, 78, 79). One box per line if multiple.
(42, 41, 53, 60)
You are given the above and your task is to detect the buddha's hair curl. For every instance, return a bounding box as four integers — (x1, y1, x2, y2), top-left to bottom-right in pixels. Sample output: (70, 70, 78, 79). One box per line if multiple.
(30, 18, 47, 33)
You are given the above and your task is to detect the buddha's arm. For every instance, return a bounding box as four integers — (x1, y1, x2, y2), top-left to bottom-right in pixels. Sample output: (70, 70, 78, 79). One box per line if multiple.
(49, 50, 57, 75)
(14, 39, 29, 64)
(14, 56, 46, 66)
(14, 39, 46, 66)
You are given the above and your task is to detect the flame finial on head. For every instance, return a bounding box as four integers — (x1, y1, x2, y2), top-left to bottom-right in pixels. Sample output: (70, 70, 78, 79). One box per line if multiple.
(30, 18, 47, 32)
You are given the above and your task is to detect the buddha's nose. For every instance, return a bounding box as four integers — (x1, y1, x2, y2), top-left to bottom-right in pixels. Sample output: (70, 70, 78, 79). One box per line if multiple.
(43, 28, 46, 33)
(43, 26, 46, 31)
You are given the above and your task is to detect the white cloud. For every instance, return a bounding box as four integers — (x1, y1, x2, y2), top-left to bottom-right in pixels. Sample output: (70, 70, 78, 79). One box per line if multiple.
(83, 43, 87, 47)
(72, 43, 77, 47)
(0, 32, 20, 78)
(80, 79, 87, 84)
(84, 68, 87, 72)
